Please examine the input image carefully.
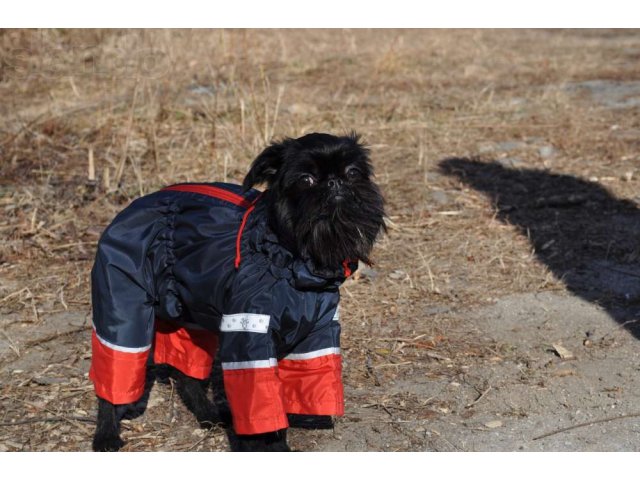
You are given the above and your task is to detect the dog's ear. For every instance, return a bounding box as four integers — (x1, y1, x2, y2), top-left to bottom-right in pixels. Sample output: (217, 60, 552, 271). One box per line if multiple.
(242, 141, 288, 191)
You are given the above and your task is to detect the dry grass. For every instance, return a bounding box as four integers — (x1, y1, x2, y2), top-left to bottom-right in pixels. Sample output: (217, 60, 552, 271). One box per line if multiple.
(1, 29, 640, 451)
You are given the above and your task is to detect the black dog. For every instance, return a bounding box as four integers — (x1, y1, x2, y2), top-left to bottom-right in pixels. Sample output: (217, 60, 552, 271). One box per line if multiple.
(90, 132, 386, 451)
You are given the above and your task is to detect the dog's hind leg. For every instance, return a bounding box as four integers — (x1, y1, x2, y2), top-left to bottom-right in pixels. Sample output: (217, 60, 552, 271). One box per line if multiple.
(92, 397, 126, 452)
(155, 322, 228, 429)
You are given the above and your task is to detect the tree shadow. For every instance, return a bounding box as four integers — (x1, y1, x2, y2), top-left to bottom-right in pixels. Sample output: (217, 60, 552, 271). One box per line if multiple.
(439, 157, 640, 339)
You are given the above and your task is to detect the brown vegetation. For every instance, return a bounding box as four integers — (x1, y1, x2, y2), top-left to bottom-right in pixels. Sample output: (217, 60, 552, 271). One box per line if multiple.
(1, 29, 639, 451)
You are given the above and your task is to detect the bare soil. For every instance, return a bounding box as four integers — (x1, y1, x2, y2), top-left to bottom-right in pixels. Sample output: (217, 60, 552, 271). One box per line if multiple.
(1, 29, 640, 451)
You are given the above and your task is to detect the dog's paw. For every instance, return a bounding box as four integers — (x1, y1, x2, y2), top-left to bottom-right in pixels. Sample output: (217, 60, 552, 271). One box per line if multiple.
(192, 404, 231, 430)
(92, 433, 125, 452)
(234, 438, 291, 452)
(232, 429, 290, 452)
(213, 405, 232, 428)
(287, 414, 334, 430)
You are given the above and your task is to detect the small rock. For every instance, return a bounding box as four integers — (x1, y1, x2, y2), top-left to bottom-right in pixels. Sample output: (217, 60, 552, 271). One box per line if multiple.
(538, 145, 557, 159)
(430, 190, 450, 206)
(497, 157, 524, 168)
(495, 141, 527, 152)
(484, 420, 503, 429)
(424, 305, 451, 316)
(509, 98, 527, 106)
(551, 343, 575, 360)
(357, 262, 378, 280)
(478, 143, 495, 154)
(188, 84, 216, 96)
(285, 103, 319, 115)
(388, 269, 406, 280)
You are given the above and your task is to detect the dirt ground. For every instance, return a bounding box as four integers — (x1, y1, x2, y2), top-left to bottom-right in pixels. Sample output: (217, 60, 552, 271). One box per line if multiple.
(1, 29, 640, 451)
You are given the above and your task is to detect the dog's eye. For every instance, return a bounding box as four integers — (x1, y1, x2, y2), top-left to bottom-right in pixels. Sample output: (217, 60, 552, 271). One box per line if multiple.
(299, 175, 316, 187)
(346, 167, 361, 180)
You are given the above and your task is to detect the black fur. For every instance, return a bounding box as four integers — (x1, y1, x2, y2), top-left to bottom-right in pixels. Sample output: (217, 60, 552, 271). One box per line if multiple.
(172, 368, 230, 429)
(244, 132, 386, 269)
(92, 132, 386, 451)
(93, 398, 125, 452)
(231, 429, 290, 452)
(287, 413, 334, 429)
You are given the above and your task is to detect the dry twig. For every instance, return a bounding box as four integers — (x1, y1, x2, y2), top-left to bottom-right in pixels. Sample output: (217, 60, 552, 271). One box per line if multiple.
(533, 413, 640, 441)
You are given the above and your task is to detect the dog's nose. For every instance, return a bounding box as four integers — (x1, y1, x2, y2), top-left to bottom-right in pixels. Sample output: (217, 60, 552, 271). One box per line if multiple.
(327, 178, 343, 189)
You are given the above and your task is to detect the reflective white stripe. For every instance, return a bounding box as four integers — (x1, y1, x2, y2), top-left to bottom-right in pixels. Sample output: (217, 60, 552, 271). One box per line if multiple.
(221, 358, 278, 370)
(221, 313, 270, 333)
(93, 328, 151, 353)
(332, 306, 340, 321)
(284, 347, 341, 361)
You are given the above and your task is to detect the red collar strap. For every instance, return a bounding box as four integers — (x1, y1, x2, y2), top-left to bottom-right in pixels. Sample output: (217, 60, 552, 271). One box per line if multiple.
(235, 194, 263, 269)
(342, 259, 354, 278)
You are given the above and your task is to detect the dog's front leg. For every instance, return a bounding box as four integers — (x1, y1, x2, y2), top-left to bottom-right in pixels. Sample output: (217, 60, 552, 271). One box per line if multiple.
(92, 397, 125, 451)
(233, 428, 290, 452)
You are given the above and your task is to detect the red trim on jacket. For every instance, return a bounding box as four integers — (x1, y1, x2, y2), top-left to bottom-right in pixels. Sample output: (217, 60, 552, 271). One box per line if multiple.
(223, 367, 289, 435)
(278, 353, 344, 416)
(222, 353, 344, 435)
(162, 184, 252, 208)
(89, 331, 149, 405)
(342, 259, 352, 278)
(162, 184, 261, 269)
(153, 320, 219, 380)
(235, 193, 262, 268)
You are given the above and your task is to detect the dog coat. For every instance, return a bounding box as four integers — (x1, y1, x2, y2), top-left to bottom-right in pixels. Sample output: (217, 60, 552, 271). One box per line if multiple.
(89, 183, 355, 435)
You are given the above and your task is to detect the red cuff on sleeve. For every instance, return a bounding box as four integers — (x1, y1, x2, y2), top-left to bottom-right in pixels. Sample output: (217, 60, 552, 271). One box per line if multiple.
(89, 330, 149, 405)
(223, 367, 288, 435)
(278, 354, 344, 416)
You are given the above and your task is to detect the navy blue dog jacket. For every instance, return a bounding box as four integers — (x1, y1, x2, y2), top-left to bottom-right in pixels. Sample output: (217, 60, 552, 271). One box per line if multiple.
(89, 183, 354, 434)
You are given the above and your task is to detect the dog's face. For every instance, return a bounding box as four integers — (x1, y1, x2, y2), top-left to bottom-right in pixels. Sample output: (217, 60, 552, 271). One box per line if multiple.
(243, 133, 386, 270)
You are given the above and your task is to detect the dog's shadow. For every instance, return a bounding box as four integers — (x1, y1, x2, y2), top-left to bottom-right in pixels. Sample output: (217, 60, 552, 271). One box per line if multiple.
(439, 157, 640, 339)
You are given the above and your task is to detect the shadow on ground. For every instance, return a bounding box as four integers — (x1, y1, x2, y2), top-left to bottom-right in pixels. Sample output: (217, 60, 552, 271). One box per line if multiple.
(439, 158, 640, 339)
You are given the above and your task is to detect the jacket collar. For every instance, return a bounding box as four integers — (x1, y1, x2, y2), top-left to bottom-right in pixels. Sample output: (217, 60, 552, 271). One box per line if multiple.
(243, 199, 355, 290)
